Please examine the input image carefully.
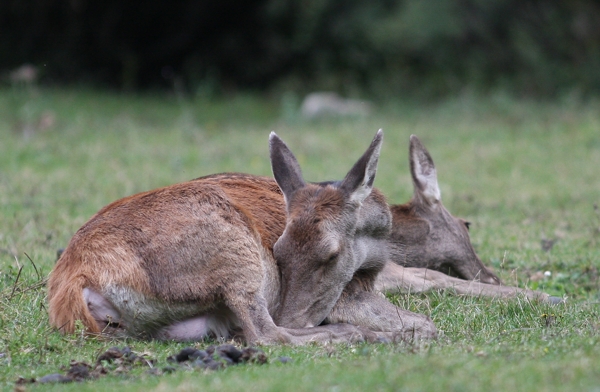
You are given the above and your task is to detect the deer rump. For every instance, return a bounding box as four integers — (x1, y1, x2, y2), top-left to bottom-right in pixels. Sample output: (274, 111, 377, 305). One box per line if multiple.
(48, 173, 291, 340)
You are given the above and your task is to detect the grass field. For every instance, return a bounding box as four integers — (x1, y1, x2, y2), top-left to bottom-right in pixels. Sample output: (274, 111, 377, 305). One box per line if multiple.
(1, 87, 599, 391)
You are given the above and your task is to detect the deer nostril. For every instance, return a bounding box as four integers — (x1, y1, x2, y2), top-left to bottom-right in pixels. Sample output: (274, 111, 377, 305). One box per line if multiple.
(487, 275, 502, 285)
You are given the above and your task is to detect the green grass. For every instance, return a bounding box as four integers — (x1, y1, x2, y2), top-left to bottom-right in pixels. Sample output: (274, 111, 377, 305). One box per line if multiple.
(1, 86, 599, 391)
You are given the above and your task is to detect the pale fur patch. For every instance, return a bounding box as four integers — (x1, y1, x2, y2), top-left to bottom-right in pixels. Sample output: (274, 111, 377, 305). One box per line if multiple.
(96, 285, 238, 340)
(156, 313, 239, 341)
(412, 154, 441, 203)
(84, 287, 122, 325)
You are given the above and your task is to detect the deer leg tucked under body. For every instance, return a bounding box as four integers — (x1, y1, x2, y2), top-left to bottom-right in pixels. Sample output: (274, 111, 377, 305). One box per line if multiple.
(324, 274, 438, 342)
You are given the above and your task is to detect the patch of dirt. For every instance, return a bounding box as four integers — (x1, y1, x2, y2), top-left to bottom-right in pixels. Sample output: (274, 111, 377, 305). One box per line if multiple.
(15, 344, 275, 386)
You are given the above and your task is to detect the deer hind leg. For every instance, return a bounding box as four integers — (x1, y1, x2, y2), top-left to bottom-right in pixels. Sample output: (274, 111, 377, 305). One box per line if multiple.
(325, 278, 438, 342)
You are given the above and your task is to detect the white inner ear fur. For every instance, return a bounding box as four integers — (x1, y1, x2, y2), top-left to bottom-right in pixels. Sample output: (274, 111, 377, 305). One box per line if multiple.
(349, 137, 381, 204)
(350, 129, 382, 204)
(413, 153, 441, 204)
(348, 179, 373, 204)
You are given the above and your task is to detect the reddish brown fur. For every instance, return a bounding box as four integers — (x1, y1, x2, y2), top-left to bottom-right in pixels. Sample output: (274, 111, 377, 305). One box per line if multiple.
(196, 173, 287, 251)
(48, 173, 286, 335)
(47, 273, 100, 334)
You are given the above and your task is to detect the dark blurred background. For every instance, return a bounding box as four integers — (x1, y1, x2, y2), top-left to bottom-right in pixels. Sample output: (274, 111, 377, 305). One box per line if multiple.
(2, 0, 600, 98)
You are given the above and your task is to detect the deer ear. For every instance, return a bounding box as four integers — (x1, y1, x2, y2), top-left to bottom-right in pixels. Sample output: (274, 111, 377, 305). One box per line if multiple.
(340, 129, 383, 204)
(270, 132, 306, 205)
(409, 135, 441, 204)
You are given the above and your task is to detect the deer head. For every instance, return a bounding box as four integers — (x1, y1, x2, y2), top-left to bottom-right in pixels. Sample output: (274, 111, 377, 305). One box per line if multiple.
(269, 130, 389, 328)
(388, 135, 501, 285)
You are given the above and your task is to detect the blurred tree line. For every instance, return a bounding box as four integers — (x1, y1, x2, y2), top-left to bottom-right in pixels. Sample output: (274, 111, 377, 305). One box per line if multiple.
(2, 0, 600, 97)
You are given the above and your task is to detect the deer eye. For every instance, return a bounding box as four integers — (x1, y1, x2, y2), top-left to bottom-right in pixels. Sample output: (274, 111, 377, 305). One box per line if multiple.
(326, 251, 339, 263)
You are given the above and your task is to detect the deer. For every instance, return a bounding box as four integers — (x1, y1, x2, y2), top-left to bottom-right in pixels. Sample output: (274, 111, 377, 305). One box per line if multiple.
(375, 135, 559, 304)
(48, 130, 437, 345)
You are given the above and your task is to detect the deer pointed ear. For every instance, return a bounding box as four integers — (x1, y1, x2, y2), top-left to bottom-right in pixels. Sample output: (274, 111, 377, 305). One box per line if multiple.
(409, 135, 441, 204)
(340, 129, 383, 204)
(270, 132, 306, 204)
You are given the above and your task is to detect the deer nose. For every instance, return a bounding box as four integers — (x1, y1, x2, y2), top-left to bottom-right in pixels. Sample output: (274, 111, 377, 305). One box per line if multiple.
(481, 274, 501, 285)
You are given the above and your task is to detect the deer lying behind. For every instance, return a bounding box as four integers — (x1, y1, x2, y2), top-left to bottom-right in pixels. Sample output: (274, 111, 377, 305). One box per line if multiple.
(48, 130, 437, 345)
(376, 135, 555, 303)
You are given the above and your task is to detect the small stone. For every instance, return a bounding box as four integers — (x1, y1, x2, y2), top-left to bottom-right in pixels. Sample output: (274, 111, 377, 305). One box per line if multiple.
(38, 373, 72, 384)
(168, 347, 202, 363)
(121, 346, 133, 358)
(66, 362, 91, 381)
(97, 347, 124, 363)
(216, 344, 243, 363)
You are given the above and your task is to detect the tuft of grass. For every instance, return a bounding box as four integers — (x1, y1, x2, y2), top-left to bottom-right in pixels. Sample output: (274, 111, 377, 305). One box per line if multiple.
(1, 87, 599, 390)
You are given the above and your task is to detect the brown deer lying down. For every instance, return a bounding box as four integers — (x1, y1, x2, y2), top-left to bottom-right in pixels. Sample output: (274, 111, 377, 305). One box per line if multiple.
(376, 135, 558, 304)
(48, 130, 437, 345)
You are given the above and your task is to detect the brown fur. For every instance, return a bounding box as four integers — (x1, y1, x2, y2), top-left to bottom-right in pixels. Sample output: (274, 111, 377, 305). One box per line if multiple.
(268, 130, 436, 338)
(48, 274, 99, 334)
(48, 131, 438, 344)
(48, 174, 285, 335)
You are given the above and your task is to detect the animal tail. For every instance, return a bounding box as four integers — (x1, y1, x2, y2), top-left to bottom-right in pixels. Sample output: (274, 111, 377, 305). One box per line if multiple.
(47, 253, 100, 334)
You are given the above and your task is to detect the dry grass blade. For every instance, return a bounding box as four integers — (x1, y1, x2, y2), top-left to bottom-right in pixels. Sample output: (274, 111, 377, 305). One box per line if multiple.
(24, 252, 41, 281)
(8, 265, 23, 301)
